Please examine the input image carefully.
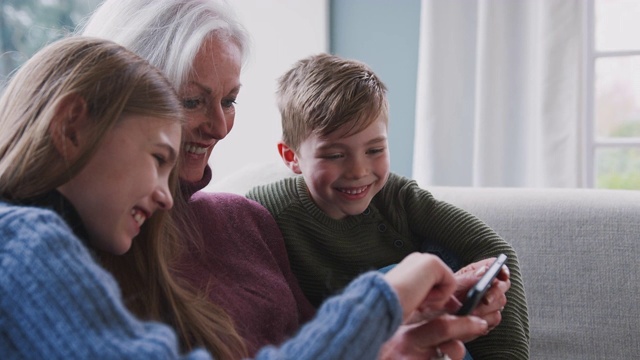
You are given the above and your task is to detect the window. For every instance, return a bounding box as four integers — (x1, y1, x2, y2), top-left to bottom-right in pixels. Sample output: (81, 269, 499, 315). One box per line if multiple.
(0, 0, 99, 84)
(586, 0, 640, 189)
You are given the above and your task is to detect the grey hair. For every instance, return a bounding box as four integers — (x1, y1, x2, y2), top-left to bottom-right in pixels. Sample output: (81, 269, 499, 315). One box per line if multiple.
(77, 0, 250, 89)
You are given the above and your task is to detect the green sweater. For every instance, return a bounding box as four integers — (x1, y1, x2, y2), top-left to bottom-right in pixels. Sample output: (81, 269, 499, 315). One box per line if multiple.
(247, 173, 529, 359)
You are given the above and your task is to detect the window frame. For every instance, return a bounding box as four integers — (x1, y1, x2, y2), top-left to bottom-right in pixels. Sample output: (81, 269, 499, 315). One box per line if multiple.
(583, 0, 640, 188)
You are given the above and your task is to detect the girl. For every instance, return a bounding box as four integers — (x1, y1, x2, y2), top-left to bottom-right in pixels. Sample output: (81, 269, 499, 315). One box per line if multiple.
(0, 36, 194, 358)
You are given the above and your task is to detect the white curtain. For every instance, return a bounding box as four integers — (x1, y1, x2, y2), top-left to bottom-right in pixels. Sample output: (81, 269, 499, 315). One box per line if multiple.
(412, 0, 585, 188)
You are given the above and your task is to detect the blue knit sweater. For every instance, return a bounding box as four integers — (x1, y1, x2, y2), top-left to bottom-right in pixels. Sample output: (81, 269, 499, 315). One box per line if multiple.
(0, 200, 402, 359)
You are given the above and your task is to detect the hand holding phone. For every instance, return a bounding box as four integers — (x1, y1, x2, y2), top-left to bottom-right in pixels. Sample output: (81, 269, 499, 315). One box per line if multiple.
(456, 254, 507, 316)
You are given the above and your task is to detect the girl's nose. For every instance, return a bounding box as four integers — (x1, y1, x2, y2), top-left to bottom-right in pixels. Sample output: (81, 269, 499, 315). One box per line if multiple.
(153, 184, 174, 210)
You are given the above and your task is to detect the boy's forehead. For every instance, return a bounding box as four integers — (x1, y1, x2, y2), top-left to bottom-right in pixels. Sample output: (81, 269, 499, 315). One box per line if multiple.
(323, 113, 388, 137)
(315, 115, 388, 144)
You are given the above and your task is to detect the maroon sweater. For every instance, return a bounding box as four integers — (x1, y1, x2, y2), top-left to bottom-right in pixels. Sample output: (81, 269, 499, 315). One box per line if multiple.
(176, 167, 315, 356)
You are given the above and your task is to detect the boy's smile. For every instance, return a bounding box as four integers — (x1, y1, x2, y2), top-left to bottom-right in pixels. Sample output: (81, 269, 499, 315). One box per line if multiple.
(336, 184, 370, 198)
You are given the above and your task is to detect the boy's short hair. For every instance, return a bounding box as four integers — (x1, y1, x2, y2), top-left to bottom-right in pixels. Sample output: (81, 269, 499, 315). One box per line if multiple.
(276, 53, 389, 151)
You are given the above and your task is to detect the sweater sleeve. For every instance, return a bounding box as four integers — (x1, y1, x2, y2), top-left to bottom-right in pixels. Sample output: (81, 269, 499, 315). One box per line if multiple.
(379, 173, 530, 359)
(0, 205, 210, 360)
(253, 272, 402, 360)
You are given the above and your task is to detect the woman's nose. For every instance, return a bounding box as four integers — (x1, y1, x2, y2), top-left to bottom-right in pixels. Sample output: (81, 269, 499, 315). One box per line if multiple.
(204, 104, 229, 140)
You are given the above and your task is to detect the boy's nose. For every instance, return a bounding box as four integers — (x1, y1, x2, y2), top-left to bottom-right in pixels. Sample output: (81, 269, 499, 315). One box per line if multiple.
(346, 158, 368, 179)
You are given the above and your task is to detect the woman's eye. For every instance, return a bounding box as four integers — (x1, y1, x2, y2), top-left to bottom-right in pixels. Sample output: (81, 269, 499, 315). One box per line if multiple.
(222, 98, 237, 108)
(182, 98, 203, 109)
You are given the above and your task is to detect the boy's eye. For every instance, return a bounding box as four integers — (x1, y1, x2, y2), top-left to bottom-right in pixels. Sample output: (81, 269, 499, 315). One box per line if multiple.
(368, 148, 385, 155)
(323, 153, 343, 160)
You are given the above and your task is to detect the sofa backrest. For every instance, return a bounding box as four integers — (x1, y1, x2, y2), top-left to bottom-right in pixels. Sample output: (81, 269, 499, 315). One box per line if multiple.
(430, 186, 640, 360)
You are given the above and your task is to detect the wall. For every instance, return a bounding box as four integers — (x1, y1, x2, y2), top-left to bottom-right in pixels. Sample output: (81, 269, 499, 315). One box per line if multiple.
(207, 0, 329, 190)
(331, 0, 421, 178)
(208, 0, 420, 189)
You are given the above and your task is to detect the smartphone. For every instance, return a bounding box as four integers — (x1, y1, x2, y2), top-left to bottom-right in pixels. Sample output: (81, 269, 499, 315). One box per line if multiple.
(456, 253, 507, 316)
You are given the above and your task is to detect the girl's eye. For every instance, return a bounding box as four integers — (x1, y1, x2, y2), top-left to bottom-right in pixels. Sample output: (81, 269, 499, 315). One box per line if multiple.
(182, 98, 203, 109)
(368, 148, 385, 155)
(154, 154, 167, 166)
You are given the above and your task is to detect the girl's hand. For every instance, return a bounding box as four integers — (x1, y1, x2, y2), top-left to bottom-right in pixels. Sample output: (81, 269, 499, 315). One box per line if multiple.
(383, 253, 458, 321)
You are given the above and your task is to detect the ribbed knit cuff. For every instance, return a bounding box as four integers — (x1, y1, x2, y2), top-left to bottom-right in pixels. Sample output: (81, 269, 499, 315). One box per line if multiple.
(254, 271, 403, 360)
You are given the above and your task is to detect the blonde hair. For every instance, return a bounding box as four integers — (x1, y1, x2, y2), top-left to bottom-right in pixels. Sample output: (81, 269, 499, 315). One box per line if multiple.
(100, 186, 246, 359)
(0, 36, 183, 199)
(277, 53, 389, 151)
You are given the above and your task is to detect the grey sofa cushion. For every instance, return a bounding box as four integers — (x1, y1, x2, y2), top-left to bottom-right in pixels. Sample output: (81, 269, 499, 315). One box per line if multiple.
(430, 187, 640, 360)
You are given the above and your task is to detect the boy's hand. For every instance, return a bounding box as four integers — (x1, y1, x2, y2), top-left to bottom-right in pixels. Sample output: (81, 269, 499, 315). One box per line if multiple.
(453, 258, 510, 332)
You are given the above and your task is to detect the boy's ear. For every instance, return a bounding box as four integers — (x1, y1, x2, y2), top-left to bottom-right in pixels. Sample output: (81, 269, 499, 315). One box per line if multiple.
(277, 141, 302, 174)
(49, 94, 90, 160)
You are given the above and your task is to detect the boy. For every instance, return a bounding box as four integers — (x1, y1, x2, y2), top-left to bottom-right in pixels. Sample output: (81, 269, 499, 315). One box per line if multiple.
(247, 53, 529, 359)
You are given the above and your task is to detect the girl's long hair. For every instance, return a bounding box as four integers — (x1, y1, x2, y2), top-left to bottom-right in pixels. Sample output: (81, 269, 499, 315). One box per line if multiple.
(0, 36, 182, 200)
(100, 181, 247, 359)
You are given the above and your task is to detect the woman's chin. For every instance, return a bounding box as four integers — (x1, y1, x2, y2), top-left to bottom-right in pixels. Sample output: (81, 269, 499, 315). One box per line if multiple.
(180, 153, 209, 182)
(180, 166, 206, 183)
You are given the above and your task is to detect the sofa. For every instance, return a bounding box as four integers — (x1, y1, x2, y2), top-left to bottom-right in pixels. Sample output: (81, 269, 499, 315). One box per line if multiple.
(208, 161, 640, 360)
